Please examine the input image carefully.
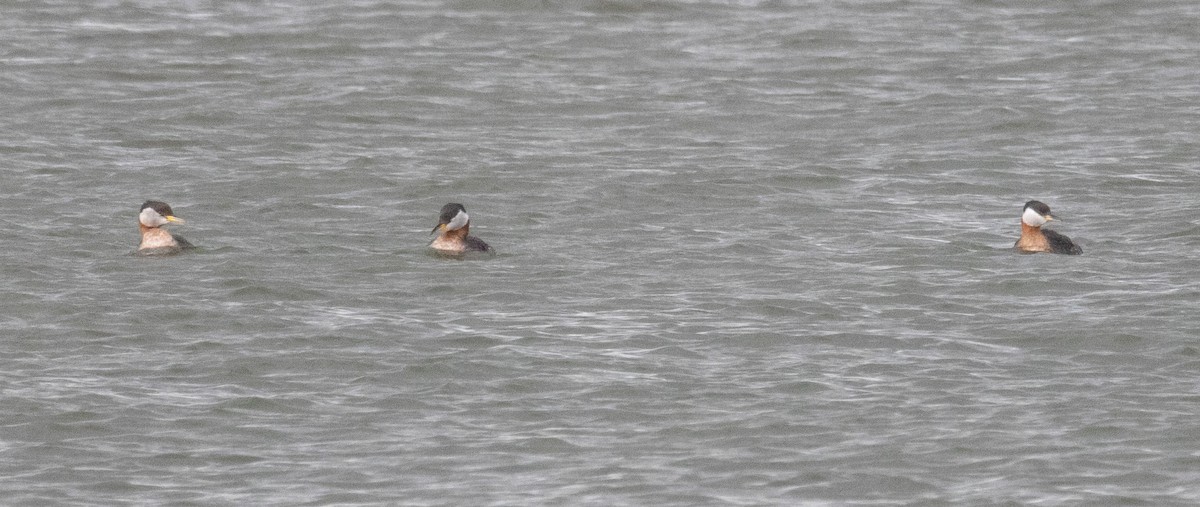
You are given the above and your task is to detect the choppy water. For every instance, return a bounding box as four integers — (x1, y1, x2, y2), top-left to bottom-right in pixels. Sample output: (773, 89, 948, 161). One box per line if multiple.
(3, 1, 1200, 504)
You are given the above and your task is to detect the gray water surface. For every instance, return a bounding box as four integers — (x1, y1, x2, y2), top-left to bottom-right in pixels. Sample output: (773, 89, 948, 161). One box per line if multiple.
(3, 1, 1200, 505)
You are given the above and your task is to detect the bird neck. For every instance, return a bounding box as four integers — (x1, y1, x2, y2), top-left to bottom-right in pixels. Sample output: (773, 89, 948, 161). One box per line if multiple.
(445, 224, 469, 240)
(1016, 221, 1050, 252)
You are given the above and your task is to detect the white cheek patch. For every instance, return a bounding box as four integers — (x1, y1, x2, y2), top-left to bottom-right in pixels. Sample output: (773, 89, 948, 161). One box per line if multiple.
(1022, 207, 1047, 227)
(140, 207, 167, 227)
(445, 210, 469, 231)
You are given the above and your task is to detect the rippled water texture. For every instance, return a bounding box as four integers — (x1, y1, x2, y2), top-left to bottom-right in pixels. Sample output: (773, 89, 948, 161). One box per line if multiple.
(3, 1, 1199, 504)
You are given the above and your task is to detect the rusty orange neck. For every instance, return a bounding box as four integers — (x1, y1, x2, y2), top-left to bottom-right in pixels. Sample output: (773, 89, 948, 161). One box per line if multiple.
(444, 224, 469, 241)
(1016, 221, 1049, 252)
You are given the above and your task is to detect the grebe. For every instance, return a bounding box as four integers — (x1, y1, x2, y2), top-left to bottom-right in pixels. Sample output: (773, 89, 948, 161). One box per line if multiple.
(429, 203, 493, 255)
(1014, 200, 1081, 255)
(137, 200, 194, 255)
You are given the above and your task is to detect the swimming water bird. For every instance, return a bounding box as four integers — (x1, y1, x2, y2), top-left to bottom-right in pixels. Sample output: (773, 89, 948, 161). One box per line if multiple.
(429, 203, 493, 255)
(137, 200, 195, 255)
(1014, 200, 1081, 255)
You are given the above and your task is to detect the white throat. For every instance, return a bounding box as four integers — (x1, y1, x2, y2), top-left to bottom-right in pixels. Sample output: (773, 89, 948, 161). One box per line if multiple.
(445, 210, 469, 231)
(140, 207, 168, 227)
(1021, 207, 1047, 227)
